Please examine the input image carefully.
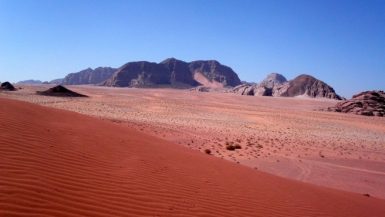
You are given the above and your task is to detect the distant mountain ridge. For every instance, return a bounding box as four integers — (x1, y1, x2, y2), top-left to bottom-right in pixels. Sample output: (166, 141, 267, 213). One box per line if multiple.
(104, 58, 241, 88)
(49, 78, 64, 84)
(33, 59, 341, 100)
(17, 79, 64, 85)
(62, 67, 117, 85)
(17, 79, 43, 85)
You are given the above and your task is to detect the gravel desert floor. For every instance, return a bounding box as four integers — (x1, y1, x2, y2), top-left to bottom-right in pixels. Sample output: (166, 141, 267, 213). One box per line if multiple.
(2, 85, 385, 200)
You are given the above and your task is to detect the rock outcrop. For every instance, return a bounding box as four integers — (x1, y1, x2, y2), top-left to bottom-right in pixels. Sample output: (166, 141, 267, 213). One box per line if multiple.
(327, 91, 385, 116)
(259, 73, 287, 89)
(280, 74, 342, 100)
(62, 67, 116, 85)
(232, 84, 273, 96)
(189, 86, 211, 92)
(188, 60, 241, 87)
(37, 85, 87, 97)
(0, 82, 16, 91)
(232, 73, 342, 100)
(104, 58, 241, 88)
(232, 73, 288, 97)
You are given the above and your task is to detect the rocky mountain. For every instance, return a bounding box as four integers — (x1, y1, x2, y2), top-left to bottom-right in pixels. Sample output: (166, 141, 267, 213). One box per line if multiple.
(188, 60, 241, 87)
(161, 58, 199, 86)
(104, 61, 170, 87)
(259, 73, 287, 88)
(17, 79, 43, 85)
(104, 58, 241, 88)
(62, 67, 117, 85)
(280, 74, 342, 99)
(327, 91, 385, 116)
(232, 73, 342, 100)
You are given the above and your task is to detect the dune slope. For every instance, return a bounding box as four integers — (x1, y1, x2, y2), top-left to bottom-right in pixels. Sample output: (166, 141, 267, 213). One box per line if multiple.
(0, 98, 385, 217)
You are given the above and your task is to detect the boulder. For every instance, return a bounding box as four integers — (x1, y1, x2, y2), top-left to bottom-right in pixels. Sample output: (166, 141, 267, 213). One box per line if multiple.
(328, 91, 385, 117)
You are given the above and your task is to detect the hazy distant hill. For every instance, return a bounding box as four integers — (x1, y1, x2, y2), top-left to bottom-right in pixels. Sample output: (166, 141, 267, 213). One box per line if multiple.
(104, 58, 241, 88)
(62, 67, 117, 85)
(49, 78, 64, 84)
(17, 79, 43, 85)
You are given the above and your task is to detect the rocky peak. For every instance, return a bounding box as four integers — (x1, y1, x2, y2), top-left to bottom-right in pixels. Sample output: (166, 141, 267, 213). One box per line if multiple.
(104, 59, 241, 88)
(160, 57, 182, 64)
(280, 74, 342, 100)
(188, 60, 241, 87)
(260, 73, 287, 88)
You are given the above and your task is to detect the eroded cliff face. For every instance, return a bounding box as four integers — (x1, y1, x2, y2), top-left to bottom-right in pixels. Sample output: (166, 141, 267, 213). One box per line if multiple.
(188, 60, 241, 87)
(62, 67, 117, 85)
(104, 58, 241, 88)
(279, 74, 342, 100)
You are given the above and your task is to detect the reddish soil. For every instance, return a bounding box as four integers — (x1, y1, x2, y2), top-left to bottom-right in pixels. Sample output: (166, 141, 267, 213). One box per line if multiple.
(1, 97, 385, 216)
(2, 85, 385, 200)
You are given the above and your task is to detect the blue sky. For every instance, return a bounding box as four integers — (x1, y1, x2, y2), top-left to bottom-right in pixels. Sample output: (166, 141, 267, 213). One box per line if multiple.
(0, 0, 384, 97)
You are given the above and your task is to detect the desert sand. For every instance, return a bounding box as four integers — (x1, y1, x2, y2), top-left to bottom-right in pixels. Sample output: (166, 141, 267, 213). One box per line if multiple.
(1, 97, 385, 216)
(1, 85, 385, 201)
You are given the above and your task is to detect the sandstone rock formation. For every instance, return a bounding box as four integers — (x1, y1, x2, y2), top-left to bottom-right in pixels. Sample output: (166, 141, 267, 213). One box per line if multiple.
(232, 83, 274, 96)
(280, 74, 342, 100)
(161, 58, 199, 86)
(232, 73, 342, 100)
(188, 60, 241, 87)
(104, 58, 241, 88)
(62, 67, 116, 85)
(327, 91, 385, 116)
(0, 81, 16, 91)
(232, 73, 288, 96)
(259, 73, 287, 89)
(104, 61, 171, 87)
(37, 85, 87, 97)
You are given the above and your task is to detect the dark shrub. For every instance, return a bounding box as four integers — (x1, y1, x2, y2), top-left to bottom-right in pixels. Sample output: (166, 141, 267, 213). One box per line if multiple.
(204, 149, 211, 155)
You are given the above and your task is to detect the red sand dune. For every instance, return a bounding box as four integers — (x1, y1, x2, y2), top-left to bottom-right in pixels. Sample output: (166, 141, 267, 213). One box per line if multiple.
(1, 98, 385, 217)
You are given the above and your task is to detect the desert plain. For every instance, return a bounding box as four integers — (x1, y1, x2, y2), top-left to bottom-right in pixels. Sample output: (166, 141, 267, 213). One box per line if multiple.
(1, 85, 385, 216)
